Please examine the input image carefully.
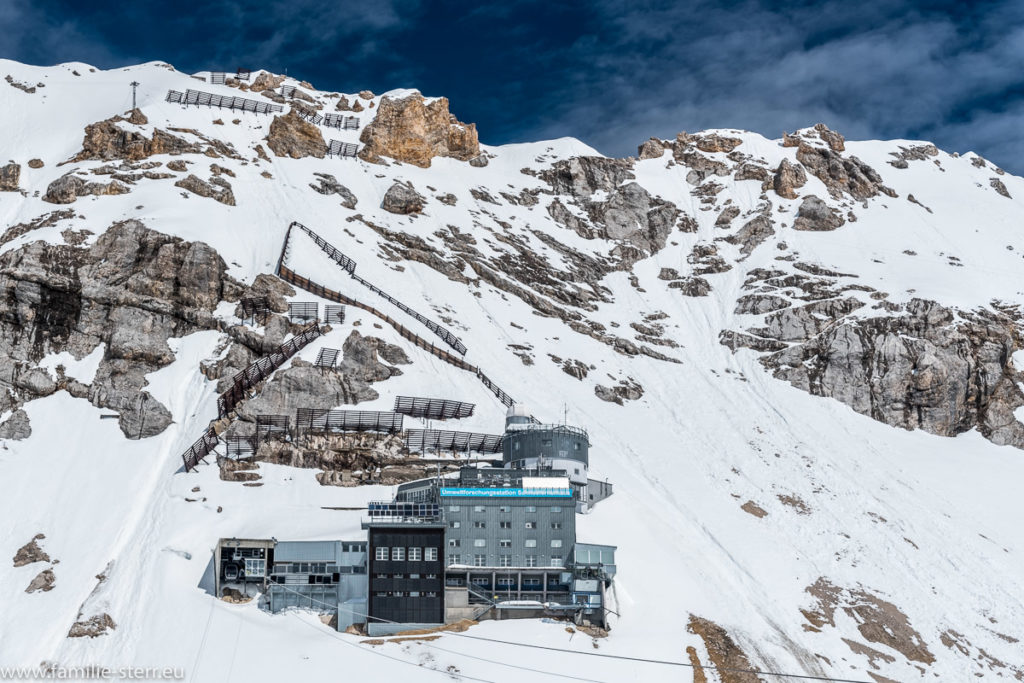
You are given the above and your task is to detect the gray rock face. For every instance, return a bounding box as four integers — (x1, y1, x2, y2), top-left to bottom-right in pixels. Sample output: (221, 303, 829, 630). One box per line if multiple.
(0, 162, 20, 191)
(793, 195, 846, 231)
(0, 409, 31, 440)
(310, 173, 358, 208)
(13, 534, 49, 566)
(26, 568, 56, 593)
(590, 182, 679, 263)
(42, 173, 130, 204)
(637, 138, 667, 159)
(542, 156, 635, 196)
(381, 182, 425, 214)
(730, 293, 1024, 449)
(0, 220, 238, 438)
(594, 378, 644, 405)
(237, 331, 408, 419)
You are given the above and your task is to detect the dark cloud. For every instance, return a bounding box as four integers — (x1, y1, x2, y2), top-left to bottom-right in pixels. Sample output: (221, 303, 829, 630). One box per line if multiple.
(1, 0, 1022, 171)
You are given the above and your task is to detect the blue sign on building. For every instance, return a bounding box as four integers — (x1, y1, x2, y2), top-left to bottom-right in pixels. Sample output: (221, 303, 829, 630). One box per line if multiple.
(439, 487, 573, 498)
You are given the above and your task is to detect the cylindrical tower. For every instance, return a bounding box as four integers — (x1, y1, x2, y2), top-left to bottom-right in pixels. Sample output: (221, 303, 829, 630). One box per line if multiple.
(502, 404, 590, 485)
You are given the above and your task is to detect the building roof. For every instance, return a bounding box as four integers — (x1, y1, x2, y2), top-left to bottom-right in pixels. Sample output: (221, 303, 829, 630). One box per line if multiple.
(274, 541, 343, 563)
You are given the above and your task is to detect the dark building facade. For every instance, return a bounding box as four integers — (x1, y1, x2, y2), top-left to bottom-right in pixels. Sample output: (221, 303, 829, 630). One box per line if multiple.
(364, 502, 446, 634)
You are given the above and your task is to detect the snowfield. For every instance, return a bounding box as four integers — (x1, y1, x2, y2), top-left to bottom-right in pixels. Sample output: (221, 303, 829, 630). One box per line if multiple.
(0, 59, 1022, 682)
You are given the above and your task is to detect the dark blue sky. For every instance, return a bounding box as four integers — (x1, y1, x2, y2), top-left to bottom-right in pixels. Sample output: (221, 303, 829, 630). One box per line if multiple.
(4, 0, 1024, 172)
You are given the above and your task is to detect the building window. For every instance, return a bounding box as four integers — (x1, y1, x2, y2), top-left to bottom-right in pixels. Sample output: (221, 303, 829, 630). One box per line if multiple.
(473, 505, 486, 513)
(499, 555, 512, 567)
(525, 555, 537, 567)
(448, 554, 461, 565)
(473, 554, 487, 567)
(499, 521, 512, 529)
(574, 468, 580, 475)
(426, 591, 438, 597)
(550, 556, 563, 567)
(409, 574, 421, 579)
(497, 578, 515, 587)
(551, 522, 562, 530)
(523, 578, 541, 588)
(449, 505, 461, 512)
(392, 547, 405, 561)
(551, 506, 562, 513)
(244, 558, 266, 577)
(449, 521, 461, 528)
(392, 574, 404, 579)
(448, 539, 461, 548)
(499, 540, 512, 548)
(474, 521, 486, 528)
(409, 591, 421, 597)
(524, 539, 537, 548)
(471, 577, 489, 586)
(499, 505, 511, 513)
(525, 522, 536, 529)
(375, 547, 388, 561)
(474, 539, 486, 547)
(525, 506, 536, 513)
(375, 573, 388, 579)
(425, 548, 438, 561)
(551, 539, 563, 548)
(542, 439, 552, 447)
(574, 443, 580, 450)
(408, 547, 422, 561)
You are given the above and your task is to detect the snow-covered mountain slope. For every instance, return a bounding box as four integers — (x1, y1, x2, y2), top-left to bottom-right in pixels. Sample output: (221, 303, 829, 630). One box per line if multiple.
(1, 59, 1023, 683)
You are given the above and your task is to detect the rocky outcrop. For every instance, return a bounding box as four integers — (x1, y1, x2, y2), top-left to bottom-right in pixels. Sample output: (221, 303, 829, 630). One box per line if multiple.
(174, 174, 236, 205)
(358, 92, 479, 167)
(773, 159, 807, 199)
(1, 162, 20, 191)
(731, 296, 1024, 449)
(0, 220, 239, 438)
(26, 569, 56, 593)
(72, 110, 217, 162)
(0, 409, 31, 439)
(792, 195, 845, 231)
(310, 173, 358, 209)
(68, 613, 117, 638)
(42, 174, 129, 204)
(13, 534, 49, 566)
(266, 111, 326, 159)
(595, 377, 644, 404)
(381, 182, 425, 214)
(796, 142, 894, 200)
(249, 72, 285, 93)
(637, 138, 668, 159)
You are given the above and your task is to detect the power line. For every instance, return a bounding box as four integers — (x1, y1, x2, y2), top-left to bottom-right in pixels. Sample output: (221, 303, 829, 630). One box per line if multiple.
(254, 582, 873, 683)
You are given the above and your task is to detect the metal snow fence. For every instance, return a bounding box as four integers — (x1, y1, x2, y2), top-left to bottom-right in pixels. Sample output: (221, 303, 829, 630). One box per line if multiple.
(393, 396, 475, 420)
(240, 296, 271, 324)
(181, 427, 219, 472)
(288, 301, 319, 323)
(295, 408, 404, 435)
(324, 305, 345, 325)
(314, 347, 340, 369)
(225, 434, 256, 459)
(210, 72, 227, 85)
(405, 429, 503, 454)
(323, 114, 360, 130)
(475, 371, 515, 408)
(291, 222, 357, 273)
(255, 414, 291, 443)
(326, 140, 359, 157)
(295, 108, 324, 125)
(170, 89, 283, 114)
(236, 68, 251, 81)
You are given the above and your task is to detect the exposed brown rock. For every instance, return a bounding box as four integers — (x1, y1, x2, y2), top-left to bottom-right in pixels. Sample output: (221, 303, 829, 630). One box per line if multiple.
(68, 613, 117, 638)
(637, 137, 668, 159)
(13, 534, 49, 566)
(358, 93, 479, 167)
(27, 158, 44, 169)
(740, 501, 767, 518)
(26, 569, 56, 593)
(249, 72, 285, 93)
(358, 90, 374, 100)
(166, 160, 187, 172)
(73, 111, 205, 162)
(266, 111, 326, 159)
(796, 142, 894, 200)
(687, 615, 763, 683)
(594, 377, 643, 404)
(0, 162, 21, 191)
(175, 174, 236, 205)
(812, 123, 845, 152)
(772, 159, 806, 199)
(990, 178, 1011, 198)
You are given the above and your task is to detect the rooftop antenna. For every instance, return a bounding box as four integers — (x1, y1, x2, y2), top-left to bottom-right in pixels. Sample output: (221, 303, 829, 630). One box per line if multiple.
(129, 81, 140, 110)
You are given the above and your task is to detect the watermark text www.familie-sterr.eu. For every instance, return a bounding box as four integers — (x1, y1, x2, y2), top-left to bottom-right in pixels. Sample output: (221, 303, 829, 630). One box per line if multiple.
(0, 666, 185, 680)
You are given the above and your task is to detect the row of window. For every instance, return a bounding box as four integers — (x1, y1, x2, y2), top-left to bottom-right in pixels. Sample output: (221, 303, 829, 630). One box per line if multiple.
(372, 591, 438, 597)
(450, 521, 563, 530)
(448, 505, 563, 514)
(449, 539, 562, 548)
(374, 573, 438, 579)
(272, 562, 367, 574)
(448, 554, 564, 567)
(373, 547, 439, 562)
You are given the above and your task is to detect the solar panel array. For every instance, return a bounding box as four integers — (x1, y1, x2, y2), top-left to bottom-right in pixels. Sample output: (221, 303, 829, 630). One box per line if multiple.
(288, 301, 318, 323)
(323, 113, 360, 130)
(165, 89, 283, 114)
(296, 408, 404, 434)
(405, 429, 503, 454)
(393, 396, 475, 420)
(327, 140, 359, 158)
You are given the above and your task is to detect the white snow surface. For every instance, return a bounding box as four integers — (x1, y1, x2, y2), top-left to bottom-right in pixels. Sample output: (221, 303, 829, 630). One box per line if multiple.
(0, 60, 1022, 682)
